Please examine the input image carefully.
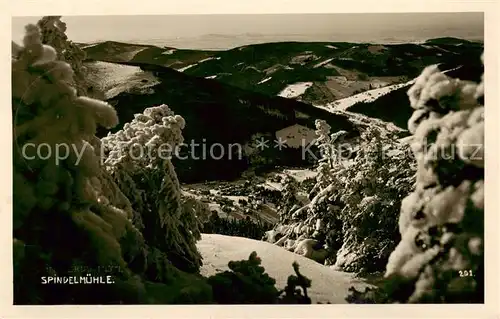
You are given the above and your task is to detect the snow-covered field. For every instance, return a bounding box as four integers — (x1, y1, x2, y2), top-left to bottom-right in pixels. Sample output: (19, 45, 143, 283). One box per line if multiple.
(325, 45, 338, 49)
(161, 49, 176, 55)
(283, 168, 318, 182)
(322, 79, 416, 111)
(79, 43, 100, 49)
(314, 57, 335, 68)
(278, 82, 314, 99)
(317, 65, 462, 112)
(84, 61, 160, 99)
(122, 48, 148, 61)
(258, 77, 272, 84)
(178, 56, 221, 72)
(178, 63, 197, 72)
(199, 56, 221, 63)
(255, 168, 317, 197)
(275, 124, 317, 148)
(334, 109, 407, 134)
(197, 234, 373, 304)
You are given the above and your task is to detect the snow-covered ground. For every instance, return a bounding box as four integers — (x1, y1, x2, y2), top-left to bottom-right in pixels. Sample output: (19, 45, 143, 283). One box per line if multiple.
(278, 82, 314, 99)
(161, 49, 176, 55)
(181, 167, 317, 223)
(333, 109, 406, 134)
(84, 61, 160, 99)
(316, 65, 463, 113)
(178, 56, 221, 72)
(314, 58, 335, 68)
(258, 168, 317, 192)
(258, 77, 272, 84)
(79, 41, 146, 60)
(318, 65, 463, 112)
(398, 135, 414, 144)
(275, 124, 317, 148)
(199, 56, 221, 63)
(262, 181, 283, 191)
(89, 61, 141, 82)
(283, 168, 318, 182)
(178, 63, 197, 72)
(80, 43, 100, 49)
(197, 234, 373, 304)
(122, 48, 148, 61)
(322, 79, 416, 111)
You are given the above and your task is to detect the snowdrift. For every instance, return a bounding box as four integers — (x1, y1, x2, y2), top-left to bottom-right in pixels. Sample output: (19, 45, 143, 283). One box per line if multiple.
(197, 234, 373, 304)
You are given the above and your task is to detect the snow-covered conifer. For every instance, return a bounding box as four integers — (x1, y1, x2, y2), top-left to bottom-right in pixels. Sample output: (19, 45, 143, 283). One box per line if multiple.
(383, 57, 484, 302)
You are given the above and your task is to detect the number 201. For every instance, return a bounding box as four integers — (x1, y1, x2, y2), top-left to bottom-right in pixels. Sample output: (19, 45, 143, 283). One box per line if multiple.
(459, 270, 473, 277)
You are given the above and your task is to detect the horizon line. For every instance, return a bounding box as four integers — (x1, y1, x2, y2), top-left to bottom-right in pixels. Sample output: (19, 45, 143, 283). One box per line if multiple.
(73, 36, 484, 51)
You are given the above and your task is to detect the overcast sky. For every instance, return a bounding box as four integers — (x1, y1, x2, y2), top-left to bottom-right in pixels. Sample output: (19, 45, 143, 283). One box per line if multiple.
(12, 13, 484, 44)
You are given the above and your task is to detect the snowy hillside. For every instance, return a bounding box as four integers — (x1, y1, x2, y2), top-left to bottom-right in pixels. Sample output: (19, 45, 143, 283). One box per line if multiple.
(179, 56, 222, 72)
(197, 234, 373, 304)
(82, 38, 482, 108)
(322, 79, 416, 111)
(84, 61, 160, 99)
(322, 65, 463, 112)
(278, 82, 314, 99)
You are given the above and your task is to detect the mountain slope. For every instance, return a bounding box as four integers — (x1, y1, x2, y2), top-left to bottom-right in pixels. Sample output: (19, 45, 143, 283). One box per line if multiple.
(197, 234, 373, 304)
(83, 38, 483, 107)
(82, 38, 483, 182)
(89, 60, 359, 183)
(343, 61, 484, 130)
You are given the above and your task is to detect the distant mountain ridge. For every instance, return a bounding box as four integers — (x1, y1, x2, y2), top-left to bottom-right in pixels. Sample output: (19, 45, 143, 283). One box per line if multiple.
(75, 34, 483, 51)
(82, 38, 483, 182)
(82, 37, 483, 107)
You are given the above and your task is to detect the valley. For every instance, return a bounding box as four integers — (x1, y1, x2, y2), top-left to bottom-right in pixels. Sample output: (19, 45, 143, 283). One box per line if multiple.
(80, 38, 483, 231)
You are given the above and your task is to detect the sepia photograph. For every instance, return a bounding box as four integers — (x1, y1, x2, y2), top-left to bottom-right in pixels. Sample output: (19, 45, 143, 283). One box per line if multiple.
(6, 2, 494, 315)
